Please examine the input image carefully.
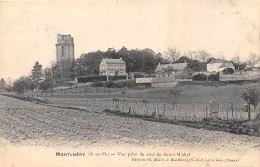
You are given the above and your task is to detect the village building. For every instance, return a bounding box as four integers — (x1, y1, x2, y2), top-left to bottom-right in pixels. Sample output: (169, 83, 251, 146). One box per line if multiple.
(56, 34, 75, 71)
(155, 62, 188, 77)
(207, 59, 235, 72)
(245, 61, 260, 71)
(99, 58, 126, 76)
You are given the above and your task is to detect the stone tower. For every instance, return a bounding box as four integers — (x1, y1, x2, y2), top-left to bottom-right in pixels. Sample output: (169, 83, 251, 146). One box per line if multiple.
(56, 34, 75, 70)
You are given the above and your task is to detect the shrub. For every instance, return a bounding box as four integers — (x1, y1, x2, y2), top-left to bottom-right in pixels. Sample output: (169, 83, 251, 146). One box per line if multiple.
(104, 81, 115, 89)
(114, 82, 124, 88)
(108, 75, 127, 81)
(208, 73, 220, 81)
(192, 73, 207, 81)
(92, 80, 104, 87)
(223, 68, 234, 74)
(77, 75, 107, 83)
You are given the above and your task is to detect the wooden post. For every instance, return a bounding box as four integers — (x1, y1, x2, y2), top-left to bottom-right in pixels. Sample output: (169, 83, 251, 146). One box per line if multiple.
(163, 104, 165, 117)
(248, 104, 251, 121)
(178, 104, 181, 117)
(172, 104, 174, 118)
(239, 108, 242, 119)
(206, 105, 208, 118)
(222, 106, 224, 119)
(147, 102, 149, 116)
(226, 108, 228, 119)
(184, 104, 187, 117)
(192, 105, 195, 118)
(236, 108, 237, 120)
(135, 101, 137, 115)
(145, 103, 147, 115)
(218, 101, 220, 119)
(113, 98, 115, 109)
(155, 104, 158, 117)
(129, 104, 132, 114)
(231, 101, 233, 119)
(122, 98, 124, 112)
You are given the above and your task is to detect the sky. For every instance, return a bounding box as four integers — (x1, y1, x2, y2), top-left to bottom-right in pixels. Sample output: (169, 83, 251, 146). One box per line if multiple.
(0, 0, 259, 80)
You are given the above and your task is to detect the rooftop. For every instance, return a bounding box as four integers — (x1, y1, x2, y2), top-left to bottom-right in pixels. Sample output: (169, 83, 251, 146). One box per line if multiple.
(102, 58, 125, 64)
(155, 62, 187, 72)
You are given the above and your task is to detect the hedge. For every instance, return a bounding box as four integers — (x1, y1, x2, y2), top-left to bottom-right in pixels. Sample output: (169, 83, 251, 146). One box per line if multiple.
(192, 73, 207, 81)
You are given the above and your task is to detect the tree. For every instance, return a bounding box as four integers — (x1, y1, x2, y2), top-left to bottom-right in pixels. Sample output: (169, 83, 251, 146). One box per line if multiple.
(0, 78, 6, 91)
(187, 60, 206, 72)
(164, 47, 181, 63)
(183, 51, 195, 59)
(195, 50, 211, 62)
(31, 61, 43, 88)
(12, 76, 27, 94)
(232, 55, 241, 65)
(232, 55, 246, 70)
(6, 77, 13, 92)
(247, 52, 260, 65)
(241, 88, 259, 120)
(39, 78, 53, 100)
(162, 66, 174, 77)
(176, 56, 190, 63)
(25, 76, 36, 97)
(105, 81, 115, 92)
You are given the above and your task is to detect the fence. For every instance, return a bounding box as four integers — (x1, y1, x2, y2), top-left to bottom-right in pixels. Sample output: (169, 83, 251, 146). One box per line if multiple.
(51, 85, 152, 94)
(110, 98, 259, 121)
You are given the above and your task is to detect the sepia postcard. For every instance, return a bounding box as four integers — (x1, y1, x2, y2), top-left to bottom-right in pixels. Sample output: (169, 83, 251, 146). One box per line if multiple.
(0, 0, 259, 167)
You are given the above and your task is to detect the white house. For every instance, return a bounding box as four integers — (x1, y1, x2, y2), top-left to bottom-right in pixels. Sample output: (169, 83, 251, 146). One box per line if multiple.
(155, 62, 188, 77)
(207, 59, 235, 72)
(99, 57, 127, 76)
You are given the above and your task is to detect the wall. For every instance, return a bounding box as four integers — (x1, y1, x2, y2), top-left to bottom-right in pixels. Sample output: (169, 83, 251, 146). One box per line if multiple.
(207, 63, 222, 72)
(152, 82, 178, 88)
(220, 71, 260, 81)
(136, 77, 192, 83)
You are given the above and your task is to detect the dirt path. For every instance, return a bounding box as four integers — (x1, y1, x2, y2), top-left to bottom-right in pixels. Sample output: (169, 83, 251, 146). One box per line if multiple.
(0, 95, 259, 154)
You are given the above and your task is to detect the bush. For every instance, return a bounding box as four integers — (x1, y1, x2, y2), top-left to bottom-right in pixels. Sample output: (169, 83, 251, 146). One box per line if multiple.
(192, 73, 207, 81)
(208, 73, 220, 81)
(114, 82, 124, 88)
(77, 75, 107, 83)
(104, 81, 115, 89)
(223, 68, 234, 74)
(92, 80, 104, 87)
(108, 75, 127, 81)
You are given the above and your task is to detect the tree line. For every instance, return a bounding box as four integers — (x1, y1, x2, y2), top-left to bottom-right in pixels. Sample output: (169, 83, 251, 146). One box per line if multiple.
(0, 46, 259, 94)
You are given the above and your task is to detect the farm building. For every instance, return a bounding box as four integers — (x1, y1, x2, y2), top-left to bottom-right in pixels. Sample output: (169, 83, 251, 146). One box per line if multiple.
(207, 59, 235, 72)
(155, 62, 188, 77)
(99, 57, 127, 76)
(245, 61, 260, 71)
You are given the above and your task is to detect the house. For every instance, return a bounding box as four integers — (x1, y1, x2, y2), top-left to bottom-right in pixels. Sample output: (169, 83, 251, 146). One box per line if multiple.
(245, 61, 260, 71)
(99, 57, 126, 76)
(155, 62, 187, 77)
(207, 59, 235, 72)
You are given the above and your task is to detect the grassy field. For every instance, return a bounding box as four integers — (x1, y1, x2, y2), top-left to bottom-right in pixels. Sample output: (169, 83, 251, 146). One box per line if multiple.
(28, 82, 260, 120)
